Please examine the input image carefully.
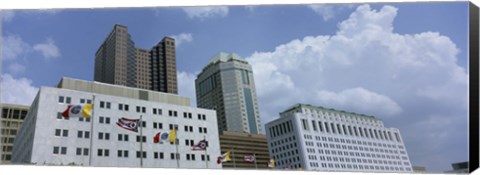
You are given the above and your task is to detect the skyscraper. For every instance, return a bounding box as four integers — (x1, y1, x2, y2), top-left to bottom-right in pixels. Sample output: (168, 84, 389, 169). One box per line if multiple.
(195, 52, 262, 134)
(150, 37, 178, 94)
(94, 24, 178, 94)
(0, 103, 29, 164)
(94, 24, 136, 87)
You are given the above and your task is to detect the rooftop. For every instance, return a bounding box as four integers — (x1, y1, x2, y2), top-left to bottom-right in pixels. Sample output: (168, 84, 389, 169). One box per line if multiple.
(56, 77, 190, 106)
(280, 103, 377, 120)
(205, 52, 246, 67)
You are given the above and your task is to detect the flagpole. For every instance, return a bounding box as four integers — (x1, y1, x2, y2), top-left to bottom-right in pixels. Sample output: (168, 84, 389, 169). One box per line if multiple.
(140, 115, 143, 168)
(88, 95, 95, 166)
(253, 153, 257, 169)
(231, 147, 236, 168)
(175, 129, 179, 168)
(204, 136, 208, 169)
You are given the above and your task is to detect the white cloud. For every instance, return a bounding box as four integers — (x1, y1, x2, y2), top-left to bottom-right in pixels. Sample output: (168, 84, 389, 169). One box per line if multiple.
(0, 74, 39, 106)
(2, 34, 30, 61)
(309, 5, 335, 21)
(1, 9, 60, 22)
(182, 6, 228, 20)
(177, 71, 198, 107)
(315, 87, 402, 117)
(309, 4, 356, 21)
(170, 33, 193, 47)
(8, 63, 26, 75)
(33, 38, 61, 59)
(246, 5, 467, 172)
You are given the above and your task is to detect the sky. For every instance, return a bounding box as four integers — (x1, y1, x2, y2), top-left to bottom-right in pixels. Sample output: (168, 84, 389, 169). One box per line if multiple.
(0, 2, 469, 173)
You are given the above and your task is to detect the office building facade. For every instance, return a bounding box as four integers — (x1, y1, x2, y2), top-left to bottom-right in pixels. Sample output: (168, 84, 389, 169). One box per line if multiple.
(11, 77, 220, 169)
(219, 131, 270, 169)
(94, 24, 178, 94)
(0, 104, 29, 164)
(150, 37, 178, 94)
(266, 104, 413, 173)
(195, 52, 262, 134)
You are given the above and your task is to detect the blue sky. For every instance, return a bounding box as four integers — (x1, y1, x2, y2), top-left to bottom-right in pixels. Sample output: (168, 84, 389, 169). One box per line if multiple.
(1, 2, 469, 173)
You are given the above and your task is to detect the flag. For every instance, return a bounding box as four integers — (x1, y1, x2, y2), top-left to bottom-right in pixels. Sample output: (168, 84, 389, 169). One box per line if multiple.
(244, 154, 255, 163)
(268, 159, 275, 168)
(160, 132, 169, 142)
(62, 104, 92, 119)
(81, 104, 93, 118)
(191, 139, 207, 151)
(153, 132, 161, 143)
(216, 151, 231, 164)
(169, 130, 176, 143)
(116, 117, 139, 132)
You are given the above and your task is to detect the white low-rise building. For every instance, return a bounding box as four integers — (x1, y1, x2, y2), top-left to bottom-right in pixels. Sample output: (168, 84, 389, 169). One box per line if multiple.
(265, 103, 413, 173)
(12, 77, 221, 169)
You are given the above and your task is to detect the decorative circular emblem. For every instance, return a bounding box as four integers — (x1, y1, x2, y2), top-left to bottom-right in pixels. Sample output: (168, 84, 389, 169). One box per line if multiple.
(200, 142, 206, 148)
(161, 133, 169, 140)
(128, 122, 137, 128)
(70, 105, 82, 114)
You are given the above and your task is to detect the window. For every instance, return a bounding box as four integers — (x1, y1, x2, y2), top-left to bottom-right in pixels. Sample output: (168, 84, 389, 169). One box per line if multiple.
(66, 97, 71, 104)
(118, 134, 129, 141)
(169, 124, 178, 130)
(85, 131, 90, 139)
(61, 147, 67, 155)
(136, 151, 147, 158)
(119, 104, 124, 110)
(80, 99, 86, 104)
(78, 131, 83, 138)
(136, 136, 147, 142)
(100, 101, 106, 108)
(55, 129, 61, 136)
(58, 96, 65, 103)
(53, 146, 59, 154)
(98, 132, 110, 140)
(83, 148, 89, 156)
(118, 150, 129, 158)
(76, 148, 82, 155)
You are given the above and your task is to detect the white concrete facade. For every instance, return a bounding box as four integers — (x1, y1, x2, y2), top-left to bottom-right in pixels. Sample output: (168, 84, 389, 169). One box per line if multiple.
(12, 78, 221, 169)
(265, 104, 413, 173)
